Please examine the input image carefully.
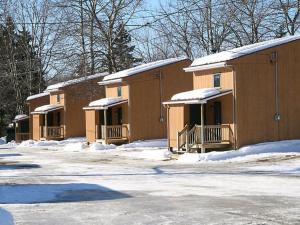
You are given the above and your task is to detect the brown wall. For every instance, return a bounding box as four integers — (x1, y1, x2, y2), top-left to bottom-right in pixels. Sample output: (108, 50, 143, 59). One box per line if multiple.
(126, 59, 192, 141)
(230, 39, 300, 148)
(50, 92, 65, 105)
(85, 110, 97, 143)
(27, 95, 49, 139)
(63, 78, 105, 138)
(32, 114, 42, 140)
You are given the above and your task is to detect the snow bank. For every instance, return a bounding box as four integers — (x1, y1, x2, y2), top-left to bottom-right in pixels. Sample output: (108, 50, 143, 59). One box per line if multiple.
(90, 143, 116, 151)
(118, 139, 167, 149)
(171, 88, 220, 101)
(178, 140, 300, 163)
(63, 142, 87, 151)
(0, 208, 14, 225)
(17, 137, 87, 151)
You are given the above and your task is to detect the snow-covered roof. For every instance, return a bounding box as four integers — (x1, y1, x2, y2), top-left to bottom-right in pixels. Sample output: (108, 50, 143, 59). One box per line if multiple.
(13, 114, 29, 122)
(26, 92, 49, 101)
(84, 97, 128, 110)
(186, 35, 300, 72)
(103, 57, 188, 81)
(32, 104, 63, 114)
(46, 73, 108, 92)
(164, 88, 232, 105)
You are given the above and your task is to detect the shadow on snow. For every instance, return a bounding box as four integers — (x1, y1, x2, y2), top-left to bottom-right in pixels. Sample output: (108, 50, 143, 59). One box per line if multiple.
(0, 183, 131, 204)
(0, 163, 40, 170)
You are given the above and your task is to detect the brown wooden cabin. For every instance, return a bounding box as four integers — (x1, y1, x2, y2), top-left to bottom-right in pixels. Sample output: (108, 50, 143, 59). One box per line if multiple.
(31, 73, 107, 140)
(26, 92, 50, 140)
(164, 35, 300, 153)
(13, 92, 49, 142)
(13, 115, 30, 142)
(84, 57, 192, 144)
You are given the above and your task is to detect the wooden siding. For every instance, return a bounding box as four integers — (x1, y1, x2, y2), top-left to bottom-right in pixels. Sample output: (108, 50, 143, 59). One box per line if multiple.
(64, 78, 105, 138)
(169, 104, 189, 148)
(50, 92, 65, 105)
(105, 83, 129, 99)
(126, 59, 192, 141)
(32, 114, 42, 140)
(193, 68, 234, 89)
(27, 95, 49, 139)
(85, 110, 97, 143)
(230, 39, 300, 148)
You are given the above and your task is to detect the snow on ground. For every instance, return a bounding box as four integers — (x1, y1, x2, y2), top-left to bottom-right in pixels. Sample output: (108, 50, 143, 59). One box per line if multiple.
(177, 140, 300, 164)
(0, 208, 14, 225)
(120, 149, 171, 161)
(89, 142, 116, 151)
(118, 139, 167, 149)
(16, 137, 87, 151)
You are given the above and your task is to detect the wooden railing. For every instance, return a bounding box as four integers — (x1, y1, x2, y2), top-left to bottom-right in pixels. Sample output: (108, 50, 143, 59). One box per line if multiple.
(15, 133, 30, 142)
(101, 125, 129, 140)
(41, 126, 64, 139)
(179, 124, 233, 151)
(177, 124, 189, 151)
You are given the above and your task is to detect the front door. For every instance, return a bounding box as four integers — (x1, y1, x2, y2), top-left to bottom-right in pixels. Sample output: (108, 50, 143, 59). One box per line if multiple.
(189, 104, 201, 127)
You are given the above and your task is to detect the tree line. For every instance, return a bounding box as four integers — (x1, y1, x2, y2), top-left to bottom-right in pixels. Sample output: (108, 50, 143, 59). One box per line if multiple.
(0, 0, 299, 135)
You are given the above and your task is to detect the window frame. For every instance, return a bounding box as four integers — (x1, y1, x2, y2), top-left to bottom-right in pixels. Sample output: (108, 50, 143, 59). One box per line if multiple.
(56, 94, 61, 103)
(117, 86, 122, 97)
(213, 73, 221, 88)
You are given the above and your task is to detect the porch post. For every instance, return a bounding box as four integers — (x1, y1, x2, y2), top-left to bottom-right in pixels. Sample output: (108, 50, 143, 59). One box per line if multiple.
(44, 113, 48, 139)
(200, 104, 205, 153)
(104, 109, 107, 143)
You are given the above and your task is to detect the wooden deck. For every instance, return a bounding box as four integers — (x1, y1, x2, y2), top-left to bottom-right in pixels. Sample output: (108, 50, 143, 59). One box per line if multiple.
(40, 126, 65, 140)
(96, 124, 129, 144)
(177, 124, 233, 153)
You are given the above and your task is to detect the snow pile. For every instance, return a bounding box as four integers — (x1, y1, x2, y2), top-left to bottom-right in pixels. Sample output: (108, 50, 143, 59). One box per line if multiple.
(0, 137, 6, 145)
(103, 57, 187, 81)
(89, 97, 126, 107)
(17, 137, 87, 151)
(171, 88, 220, 101)
(90, 142, 116, 151)
(17, 140, 59, 148)
(46, 73, 108, 91)
(0, 208, 14, 225)
(33, 104, 63, 113)
(63, 142, 87, 151)
(189, 34, 300, 67)
(118, 139, 167, 149)
(177, 140, 300, 163)
(26, 92, 49, 101)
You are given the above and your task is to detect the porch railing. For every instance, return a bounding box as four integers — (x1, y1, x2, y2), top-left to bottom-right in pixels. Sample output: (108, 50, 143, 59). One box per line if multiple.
(15, 133, 30, 142)
(101, 125, 129, 140)
(177, 124, 189, 151)
(41, 126, 64, 139)
(178, 124, 233, 151)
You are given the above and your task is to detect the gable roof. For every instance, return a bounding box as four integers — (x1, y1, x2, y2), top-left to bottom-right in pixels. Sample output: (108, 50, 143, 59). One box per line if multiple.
(185, 34, 300, 72)
(46, 72, 108, 92)
(26, 92, 49, 101)
(102, 57, 188, 82)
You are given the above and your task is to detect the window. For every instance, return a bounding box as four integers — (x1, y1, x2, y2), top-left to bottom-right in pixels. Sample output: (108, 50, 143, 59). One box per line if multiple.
(56, 94, 61, 103)
(214, 73, 221, 87)
(117, 86, 122, 97)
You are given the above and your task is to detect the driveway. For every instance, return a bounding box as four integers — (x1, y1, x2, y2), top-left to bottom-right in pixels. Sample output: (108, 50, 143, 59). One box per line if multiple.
(0, 147, 299, 225)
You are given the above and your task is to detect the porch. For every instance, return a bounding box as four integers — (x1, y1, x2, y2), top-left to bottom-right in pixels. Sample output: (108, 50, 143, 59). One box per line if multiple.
(14, 115, 30, 143)
(32, 104, 65, 140)
(84, 97, 129, 144)
(164, 88, 234, 153)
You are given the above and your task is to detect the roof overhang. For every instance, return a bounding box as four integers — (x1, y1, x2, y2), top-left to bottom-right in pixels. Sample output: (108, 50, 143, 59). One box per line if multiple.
(13, 115, 29, 122)
(184, 62, 228, 72)
(98, 78, 123, 86)
(163, 89, 233, 105)
(31, 104, 64, 114)
(83, 99, 128, 110)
